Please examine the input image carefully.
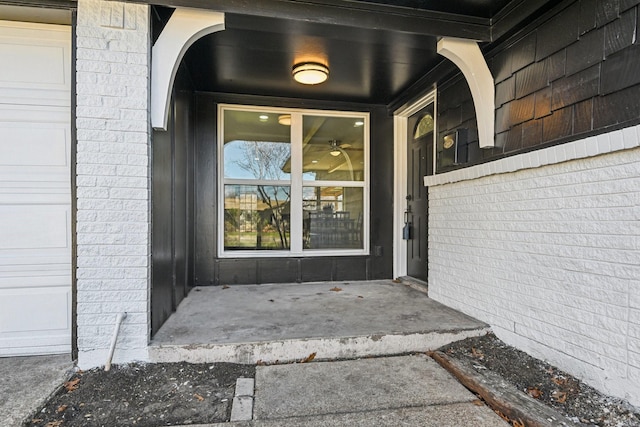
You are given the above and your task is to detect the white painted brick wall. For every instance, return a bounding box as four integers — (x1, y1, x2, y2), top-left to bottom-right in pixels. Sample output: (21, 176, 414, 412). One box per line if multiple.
(428, 128, 640, 406)
(76, 0, 150, 368)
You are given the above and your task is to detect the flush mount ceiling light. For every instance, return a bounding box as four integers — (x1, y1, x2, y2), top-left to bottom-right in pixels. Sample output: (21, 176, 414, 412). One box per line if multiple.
(292, 62, 329, 85)
(278, 114, 291, 125)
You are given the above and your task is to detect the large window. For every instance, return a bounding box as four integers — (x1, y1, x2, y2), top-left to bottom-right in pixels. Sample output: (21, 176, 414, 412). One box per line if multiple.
(219, 105, 369, 256)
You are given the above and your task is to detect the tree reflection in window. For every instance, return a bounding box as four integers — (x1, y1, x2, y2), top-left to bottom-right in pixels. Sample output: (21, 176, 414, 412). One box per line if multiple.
(224, 185, 290, 250)
(224, 139, 291, 250)
(231, 140, 290, 181)
(221, 106, 368, 254)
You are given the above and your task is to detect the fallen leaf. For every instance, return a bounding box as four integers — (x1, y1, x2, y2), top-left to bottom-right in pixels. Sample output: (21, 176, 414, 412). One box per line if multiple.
(330, 287, 342, 292)
(300, 352, 316, 363)
(471, 347, 484, 358)
(256, 360, 266, 366)
(552, 390, 567, 403)
(31, 419, 43, 423)
(512, 419, 526, 427)
(194, 393, 205, 402)
(46, 421, 63, 427)
(472, 399, 484, 406)
(527, 387, 543, 399)
(64, 378, 80, 392)
(57, 404, 68, 413)
(392, 278, 402, 283)
(222, 285, 230, 289)
(357, 295, 364, 299)
(551, 376, 567, 386)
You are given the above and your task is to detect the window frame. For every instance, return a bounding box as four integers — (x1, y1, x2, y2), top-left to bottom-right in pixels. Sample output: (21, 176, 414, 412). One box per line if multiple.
(218, 104, 370, 258)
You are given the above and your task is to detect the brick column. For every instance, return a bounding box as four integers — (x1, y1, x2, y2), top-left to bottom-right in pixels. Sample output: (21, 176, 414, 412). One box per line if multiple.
(75, 0, 151, 368)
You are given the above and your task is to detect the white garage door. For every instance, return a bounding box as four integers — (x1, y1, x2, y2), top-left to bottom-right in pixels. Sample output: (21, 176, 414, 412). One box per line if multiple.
(0, 21, 71, 356)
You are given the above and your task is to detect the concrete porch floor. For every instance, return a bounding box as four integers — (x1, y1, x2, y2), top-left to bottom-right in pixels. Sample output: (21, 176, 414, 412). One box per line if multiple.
(149, 280, 490, 364)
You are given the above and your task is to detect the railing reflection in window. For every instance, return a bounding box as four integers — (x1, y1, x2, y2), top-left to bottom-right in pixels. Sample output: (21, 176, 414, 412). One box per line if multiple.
(224, 185, 290, 250)
(303, 186, 363, 249)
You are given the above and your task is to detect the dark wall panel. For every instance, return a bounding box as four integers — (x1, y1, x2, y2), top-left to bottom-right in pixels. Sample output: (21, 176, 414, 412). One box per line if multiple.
(368, 106, 394, 279)
(193, 96, 217, 285)
(300, 258, 334, 282)
(258, 259, 299, 284)
(193, 94, 394, 285)
(186, 98, 196, 290)
(151, 106, 174, 335)
(601, 43, 640, 94)
(151, 63, 195, 335)
(435, 0, 640, 173)
(534, 2, 580, 61)
(335, 257, 368, 281)
(218, 259, 257, 285)
(173, 89, 191, 306)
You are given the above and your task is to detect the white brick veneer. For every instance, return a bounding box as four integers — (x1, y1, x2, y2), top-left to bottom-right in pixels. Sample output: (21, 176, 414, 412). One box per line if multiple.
(428, 126, 640, 406)
(76, 0, 151, 368)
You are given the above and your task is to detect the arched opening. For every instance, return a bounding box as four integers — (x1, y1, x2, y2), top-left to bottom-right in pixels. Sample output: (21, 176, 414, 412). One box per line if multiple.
(151, 8, 225, 130)
(148, 6, 495, 337)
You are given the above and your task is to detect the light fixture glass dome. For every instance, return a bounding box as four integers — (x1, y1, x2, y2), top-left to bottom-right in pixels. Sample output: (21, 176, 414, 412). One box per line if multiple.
(278, 114, 291, 125)
(292, 62, 329, 85)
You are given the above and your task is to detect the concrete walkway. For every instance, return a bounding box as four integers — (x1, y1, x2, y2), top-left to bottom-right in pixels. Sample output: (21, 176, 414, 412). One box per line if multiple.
(151, 280, 489, 364)
(2, 281, 495, 426)
(185, 354, 508, 426)
(156, 281, 503, 426)
(0, 353, 74, 427)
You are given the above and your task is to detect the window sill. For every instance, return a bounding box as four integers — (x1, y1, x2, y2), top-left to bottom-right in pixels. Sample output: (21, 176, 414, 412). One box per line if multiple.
(218, 249, 370, 258)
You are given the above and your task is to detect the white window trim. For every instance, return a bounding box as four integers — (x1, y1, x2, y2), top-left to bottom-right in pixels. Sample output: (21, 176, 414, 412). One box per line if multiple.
(217, 104, 370, 258)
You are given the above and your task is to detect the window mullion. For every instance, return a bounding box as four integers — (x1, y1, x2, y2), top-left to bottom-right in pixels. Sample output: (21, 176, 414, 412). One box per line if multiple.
(289, 112, 303, 254)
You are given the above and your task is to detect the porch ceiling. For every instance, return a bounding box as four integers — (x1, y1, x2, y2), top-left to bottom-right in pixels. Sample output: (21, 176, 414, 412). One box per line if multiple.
(152, 0, 555, 106)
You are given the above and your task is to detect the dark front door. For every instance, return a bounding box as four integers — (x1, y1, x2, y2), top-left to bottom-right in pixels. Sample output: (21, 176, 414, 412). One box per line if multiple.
(406, 105, 434, 281)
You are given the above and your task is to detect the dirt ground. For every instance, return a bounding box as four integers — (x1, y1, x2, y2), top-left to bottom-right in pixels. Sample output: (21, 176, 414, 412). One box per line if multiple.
(26, 333, 640, 427)
(26, 362, 254, 427)
(440, 334, 640, 426)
